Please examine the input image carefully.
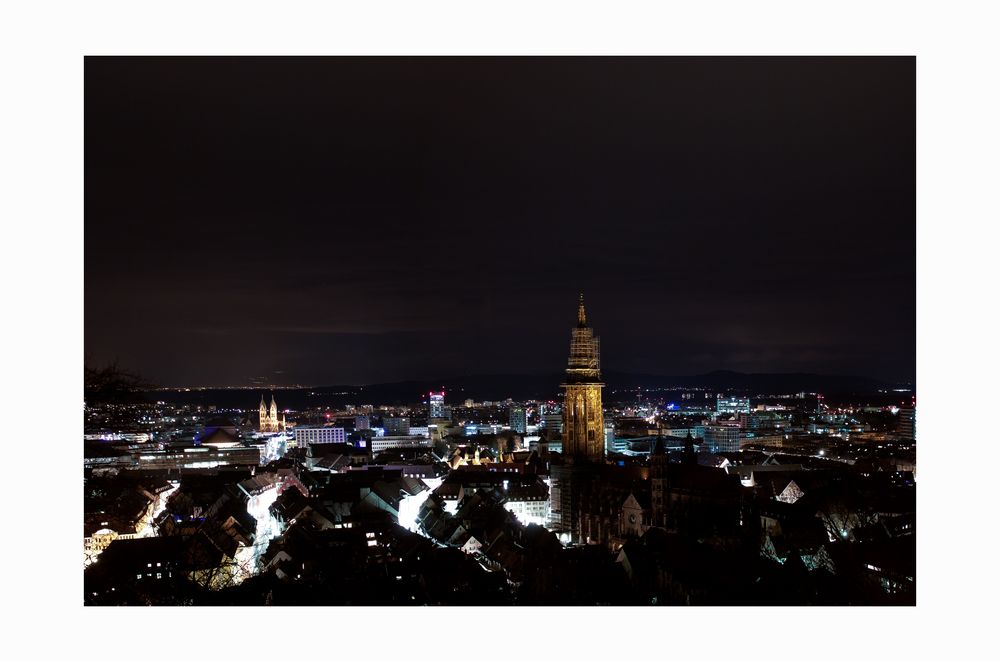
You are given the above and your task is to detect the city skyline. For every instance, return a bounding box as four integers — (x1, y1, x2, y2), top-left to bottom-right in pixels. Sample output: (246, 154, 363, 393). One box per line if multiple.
(10, 0, 1000, 646)
(85, 57, 915, 387)
(83, 287, 917, 606)
(82, 56, 918, 609)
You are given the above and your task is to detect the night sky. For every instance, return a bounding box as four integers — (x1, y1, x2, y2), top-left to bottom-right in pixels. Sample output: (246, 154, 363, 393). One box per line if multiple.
(85, 57, 915, 387)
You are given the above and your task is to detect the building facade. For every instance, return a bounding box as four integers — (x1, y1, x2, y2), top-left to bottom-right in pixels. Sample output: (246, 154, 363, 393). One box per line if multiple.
(542, 411, 563, 433)
(509, 406, 527, 434)
(259, 394, 285, 433)
(370, 435, 433, 454)
(716, 396, 751, 415)
(383, 417, 410, 436)
(703, 424, 741, 453)
(561, 294, 605, 463)
(898, 407, 915, 440)
(429, 392, 446, 420)
(294, 426, 347, 446)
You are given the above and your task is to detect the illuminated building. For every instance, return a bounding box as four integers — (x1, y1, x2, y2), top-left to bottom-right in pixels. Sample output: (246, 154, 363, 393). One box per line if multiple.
(133, 445, 262, 470)
(83, 483, 168, 566)
(509, 406, 527, 434)
(739, 432, 785, 449)
(716, 396, 751, 415)
(561, 294, 605, 463)
(465, 423, 502, 436)
(369, 435, 433, 453)
(258, 394, 285, 433)
(703, 424, 741, 453)
(898, 406, 915, 440)
(542, 410, 563, 433)
(429, 392, 447, 420)
(294, 425, 347, 446)
(550, 295, 606, 542)
(504, 498, 549, 527)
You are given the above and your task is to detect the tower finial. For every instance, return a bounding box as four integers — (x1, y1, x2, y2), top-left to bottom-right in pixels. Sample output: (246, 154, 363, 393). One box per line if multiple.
(577, 292, 587, 326)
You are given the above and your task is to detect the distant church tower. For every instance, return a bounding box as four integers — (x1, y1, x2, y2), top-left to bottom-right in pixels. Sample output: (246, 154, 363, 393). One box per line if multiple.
(259, 394, 284, 433)
(561, 294, 604, 463)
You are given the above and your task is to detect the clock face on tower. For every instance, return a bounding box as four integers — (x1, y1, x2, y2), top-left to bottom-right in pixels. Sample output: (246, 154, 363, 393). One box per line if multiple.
(629, 513, 637, 524)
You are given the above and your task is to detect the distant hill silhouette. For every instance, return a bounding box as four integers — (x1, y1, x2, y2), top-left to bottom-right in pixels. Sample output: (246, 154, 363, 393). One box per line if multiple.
(149, 371, 904, 410)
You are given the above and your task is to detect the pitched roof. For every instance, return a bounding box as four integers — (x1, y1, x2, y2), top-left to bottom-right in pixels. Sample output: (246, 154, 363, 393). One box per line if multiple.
(201, 428, 239, 446)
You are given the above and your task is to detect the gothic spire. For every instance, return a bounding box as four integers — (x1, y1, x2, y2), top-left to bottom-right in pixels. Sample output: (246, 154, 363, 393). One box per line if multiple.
(683, 431, 697, 465)
(577, 292, 587, 327)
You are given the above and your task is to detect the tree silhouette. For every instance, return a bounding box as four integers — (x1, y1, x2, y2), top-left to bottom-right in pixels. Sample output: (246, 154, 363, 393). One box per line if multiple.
(85, 359, 154, 405)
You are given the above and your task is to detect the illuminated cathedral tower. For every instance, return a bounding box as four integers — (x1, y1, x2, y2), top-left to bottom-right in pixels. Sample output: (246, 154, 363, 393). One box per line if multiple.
(561, 294, 604, 463)
(259, 394, 285, 433)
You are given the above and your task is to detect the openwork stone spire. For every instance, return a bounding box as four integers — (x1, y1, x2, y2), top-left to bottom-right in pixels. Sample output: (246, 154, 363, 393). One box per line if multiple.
(561, 295, 605, 463)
